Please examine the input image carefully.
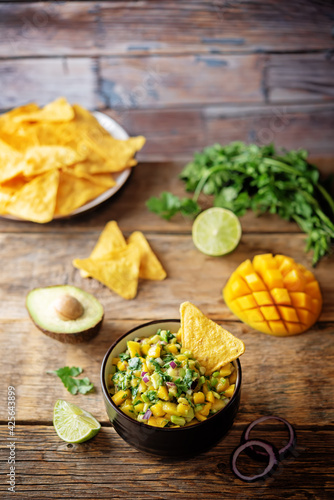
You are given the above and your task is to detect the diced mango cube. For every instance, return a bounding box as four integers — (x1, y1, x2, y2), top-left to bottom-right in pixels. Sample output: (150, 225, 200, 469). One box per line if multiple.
(229, 276, 252, 299)
(268, 321, 287, 335)
(151, 402, 166, 417)
(236, 259, 254, 276)
(162, 402, 179, 415)
(206, 391, 215, 404)
(229, 371, 237, 384)
(193, 392, 205, 404)
(112, 357, 120, 365)
(262, 269, 284, 289)
(244, 273, 267, 291)
(200, 402, 212, 416)
(219, 363, 232, 376)
(177, 403, 191, 416)
(147, 344, 161, 358)
(245, 308, 264, 323)
(237, 294, 258, 310)
(127, 340, 141, 358)
(157, 385, 169, 401)
(253, 291, 274, 306)
(251, 321, 272, 334)
(253, 254, 276, 277)
(253, 253, 273, 270)
(274, 254, 286, 266)
(216, 378, 229, 392)
(278, 306, 299, 323)
(297, 309, 316, 327)
(260, 305, 280, 321)
(289, 292, 312, 311)
(112, 389, 130, 406)
(167, 344, 178, 354)
(297, 264, 315, 283)
(305, 281, 322, 300)
(224, 385, 235, 398)
(195, 412, 207, 422)
(283, 269, 306, 292)
(278, 256, 295, 276)
(270, 288, 291, 305)
(117, 360, 127, 371)
(141, 344, 150, 356)
(154, 417, 169, 427)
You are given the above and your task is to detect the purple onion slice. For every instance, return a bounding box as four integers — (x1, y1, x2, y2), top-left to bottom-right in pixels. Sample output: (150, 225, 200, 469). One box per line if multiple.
(231, 439, 279, 483)
(241, 415, 296, 461)
(169, 361, 177, 369)
(143, 409, 152, 420)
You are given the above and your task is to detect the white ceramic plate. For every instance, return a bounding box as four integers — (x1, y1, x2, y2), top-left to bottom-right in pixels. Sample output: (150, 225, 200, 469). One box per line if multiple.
(1, 111, 131, 221)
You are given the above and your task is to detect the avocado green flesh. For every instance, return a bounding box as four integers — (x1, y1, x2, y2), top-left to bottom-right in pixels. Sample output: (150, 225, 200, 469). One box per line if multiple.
(26, 285, 104, 335)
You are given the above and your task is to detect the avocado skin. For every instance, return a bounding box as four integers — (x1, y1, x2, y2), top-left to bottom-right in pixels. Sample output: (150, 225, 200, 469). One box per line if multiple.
(29, 313, 104, 344)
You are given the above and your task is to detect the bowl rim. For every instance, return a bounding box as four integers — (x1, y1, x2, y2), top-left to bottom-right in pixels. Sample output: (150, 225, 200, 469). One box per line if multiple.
(100, 319, 242, 432)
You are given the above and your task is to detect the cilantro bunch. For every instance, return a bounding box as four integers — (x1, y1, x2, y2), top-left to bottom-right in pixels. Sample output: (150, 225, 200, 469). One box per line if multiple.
(146, 142, 334, 266)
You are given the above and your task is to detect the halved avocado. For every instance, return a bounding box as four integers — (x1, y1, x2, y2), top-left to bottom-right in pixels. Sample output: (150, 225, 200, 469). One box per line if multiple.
(26, 285, 104, 344)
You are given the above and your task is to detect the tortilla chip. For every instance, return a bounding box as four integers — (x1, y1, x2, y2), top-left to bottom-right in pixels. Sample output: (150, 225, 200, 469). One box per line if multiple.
(128, 231, 166, 280)
(22, 146, 84, 177)
(13, 97, 75, 123)
(5, 170, 59, 223)
(55, 171, 108, 216)
(73, 243, 141, 300)
(180, 302, 245, 375)
(80, 220, 127, 278)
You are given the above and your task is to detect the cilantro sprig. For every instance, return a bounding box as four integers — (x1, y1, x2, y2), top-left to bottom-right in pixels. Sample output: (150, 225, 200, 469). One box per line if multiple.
(146, 142, 334, 265)
(47, 366, 94, 395)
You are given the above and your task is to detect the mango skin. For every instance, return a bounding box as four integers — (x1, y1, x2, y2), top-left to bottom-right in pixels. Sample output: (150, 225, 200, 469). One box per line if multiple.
(223, 254, 322, 336)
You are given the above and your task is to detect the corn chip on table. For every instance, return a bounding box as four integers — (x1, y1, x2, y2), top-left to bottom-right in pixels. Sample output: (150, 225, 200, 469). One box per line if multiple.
(0, 1, 334, 499)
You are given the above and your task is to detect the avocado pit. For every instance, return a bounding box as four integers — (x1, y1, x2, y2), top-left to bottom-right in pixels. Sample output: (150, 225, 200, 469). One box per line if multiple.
(54, 294, 84, 321)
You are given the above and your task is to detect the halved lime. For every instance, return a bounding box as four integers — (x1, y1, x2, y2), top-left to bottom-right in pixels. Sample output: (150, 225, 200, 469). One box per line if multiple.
(53, 399, 101, 443)
(192, 207, 242, 256)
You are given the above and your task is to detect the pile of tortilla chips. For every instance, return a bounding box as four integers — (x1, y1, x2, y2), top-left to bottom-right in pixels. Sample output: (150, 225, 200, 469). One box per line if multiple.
(0, 98, 145, 223)
(73, 221, 167, 300)
(180, 302, 245, 374)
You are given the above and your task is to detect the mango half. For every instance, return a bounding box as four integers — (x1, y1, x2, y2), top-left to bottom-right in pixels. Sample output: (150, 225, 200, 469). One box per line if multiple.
(223, 254, 322, 336)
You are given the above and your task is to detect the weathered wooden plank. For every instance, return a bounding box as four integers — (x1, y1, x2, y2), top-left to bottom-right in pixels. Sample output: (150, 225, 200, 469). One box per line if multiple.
(98, 54, 265, 108)
(0, 425, 333, 499)
(0, 1, 333, 57)
(0, 58, 97, 110)
(267, 53, 334, 103)
(104, 103, 334, 164)
(0, 232, 332, 323)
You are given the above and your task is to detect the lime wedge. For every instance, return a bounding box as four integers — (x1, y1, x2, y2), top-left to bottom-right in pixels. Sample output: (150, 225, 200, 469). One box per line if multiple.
(53, 399, 101, 443)
(192, 207, 242, 256)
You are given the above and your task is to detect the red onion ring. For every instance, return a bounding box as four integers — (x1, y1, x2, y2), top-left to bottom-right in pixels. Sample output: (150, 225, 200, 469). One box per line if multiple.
(231, 439, 279, 483)
(241, 415, 296, 461)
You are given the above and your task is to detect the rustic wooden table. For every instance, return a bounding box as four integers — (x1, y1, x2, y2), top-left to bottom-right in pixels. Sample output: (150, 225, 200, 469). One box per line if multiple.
(0, 1, 333, 499)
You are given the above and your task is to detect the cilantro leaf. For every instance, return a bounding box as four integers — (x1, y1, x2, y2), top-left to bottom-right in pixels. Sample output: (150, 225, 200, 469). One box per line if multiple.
(47, 366, 94, 395)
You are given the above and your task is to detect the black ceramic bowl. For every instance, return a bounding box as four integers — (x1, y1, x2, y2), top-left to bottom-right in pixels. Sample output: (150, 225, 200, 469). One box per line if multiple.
(101, 320, 242, 457)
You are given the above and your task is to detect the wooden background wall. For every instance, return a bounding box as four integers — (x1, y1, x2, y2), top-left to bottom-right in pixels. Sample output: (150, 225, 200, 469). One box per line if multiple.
(0, 0, 333, 167)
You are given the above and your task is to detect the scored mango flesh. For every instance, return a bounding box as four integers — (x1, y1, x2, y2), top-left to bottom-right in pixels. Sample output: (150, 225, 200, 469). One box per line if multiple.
(223, 254, 322, 336)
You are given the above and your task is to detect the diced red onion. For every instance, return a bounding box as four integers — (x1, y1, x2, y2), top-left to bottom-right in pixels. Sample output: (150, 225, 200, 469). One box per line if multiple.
(143, 409, 152, 420)
(231, 439, 279, 483)
(142, 376, 150, 383)
(141, 371, 147, 377)
(166, 381, 176, 388)
(241, 415, 296, 461)
(169, 361, 177, 369)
